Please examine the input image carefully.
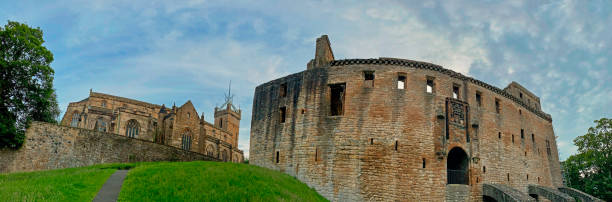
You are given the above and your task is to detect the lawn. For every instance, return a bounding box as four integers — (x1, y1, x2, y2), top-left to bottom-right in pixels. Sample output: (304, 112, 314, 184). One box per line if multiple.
(118, 161, 327, 202)
(0, 161, 327, 202)
(0, 164, 121, 201)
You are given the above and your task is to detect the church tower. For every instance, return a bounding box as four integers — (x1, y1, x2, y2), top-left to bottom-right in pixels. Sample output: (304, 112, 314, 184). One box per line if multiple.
(214, 82, 241, 148)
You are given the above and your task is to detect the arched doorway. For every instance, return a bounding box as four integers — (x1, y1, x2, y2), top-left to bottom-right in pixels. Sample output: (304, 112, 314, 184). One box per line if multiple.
(447, 147, 469, 184)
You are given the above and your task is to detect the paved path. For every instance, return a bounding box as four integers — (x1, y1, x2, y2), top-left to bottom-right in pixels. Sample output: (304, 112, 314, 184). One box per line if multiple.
(92, 170, 129, 202)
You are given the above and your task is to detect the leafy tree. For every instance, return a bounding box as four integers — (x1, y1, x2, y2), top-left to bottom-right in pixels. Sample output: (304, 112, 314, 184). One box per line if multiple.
(0, 21, 59, 149)
(563, 118, 612, 201)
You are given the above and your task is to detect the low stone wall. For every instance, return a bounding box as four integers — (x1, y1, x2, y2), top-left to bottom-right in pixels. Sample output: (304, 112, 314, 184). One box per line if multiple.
(0, 121, 218, 173)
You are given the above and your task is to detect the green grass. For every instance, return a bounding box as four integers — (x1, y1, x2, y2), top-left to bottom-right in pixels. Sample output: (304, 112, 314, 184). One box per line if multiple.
(0, 161, 327, 202)
(118, 161, 328, 202)
(0, 166, 117, 201)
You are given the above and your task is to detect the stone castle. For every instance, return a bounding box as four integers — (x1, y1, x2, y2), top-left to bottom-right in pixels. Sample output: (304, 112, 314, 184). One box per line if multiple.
(60, 90, 243, 163)
(249, 36, 593, 201)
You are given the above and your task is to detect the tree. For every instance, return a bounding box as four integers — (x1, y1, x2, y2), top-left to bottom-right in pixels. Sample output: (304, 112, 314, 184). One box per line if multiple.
(563, 118, 612, 201)
(0, 21, 59, 149)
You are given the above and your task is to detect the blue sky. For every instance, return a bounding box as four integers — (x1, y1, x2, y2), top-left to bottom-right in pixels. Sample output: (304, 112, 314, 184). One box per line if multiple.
(1, 0, 610, 160)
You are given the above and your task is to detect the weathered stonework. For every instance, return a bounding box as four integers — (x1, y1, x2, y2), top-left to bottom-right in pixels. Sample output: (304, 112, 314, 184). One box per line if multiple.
(59, 90, 243, 163)
(250, 35, 564, 201)
(0, 122, 217, 173)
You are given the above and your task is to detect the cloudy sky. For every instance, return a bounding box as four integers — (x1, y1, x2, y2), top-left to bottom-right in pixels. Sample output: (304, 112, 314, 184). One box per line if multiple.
(2, 0, 610, 160)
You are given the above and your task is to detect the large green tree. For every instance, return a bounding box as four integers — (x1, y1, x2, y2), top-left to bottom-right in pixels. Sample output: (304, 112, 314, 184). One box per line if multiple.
(563, 118, 612, 201)
(0, 21, 59, 149)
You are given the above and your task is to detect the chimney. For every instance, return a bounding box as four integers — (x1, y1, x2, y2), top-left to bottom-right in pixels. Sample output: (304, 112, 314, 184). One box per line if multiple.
(309, 35, 335, 69)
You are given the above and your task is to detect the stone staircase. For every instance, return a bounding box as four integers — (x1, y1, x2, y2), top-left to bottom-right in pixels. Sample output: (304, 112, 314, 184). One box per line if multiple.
(446, 184, 470, 202)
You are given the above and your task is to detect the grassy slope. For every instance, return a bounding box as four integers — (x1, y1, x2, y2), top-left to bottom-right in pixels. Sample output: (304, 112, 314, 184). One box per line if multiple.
(0, 166, 116, 201)
(118, 161, 327, 202)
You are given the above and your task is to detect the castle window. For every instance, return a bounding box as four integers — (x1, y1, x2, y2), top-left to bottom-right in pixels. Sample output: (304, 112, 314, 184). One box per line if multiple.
(546, 140, 552, 159)
(279, 107, 286, 123)
(276, 151, 280, 164)
(519, 92, 523, 98)
(452, 85, 460, 99)
(219, 118, 223, 128)
(476, 92, 482, 107)
(397, 74, 406, 90)
(280, 82, 287, 98)
(483, 166, 486, 173)
(181, 133, 192, 150)
(507, 173, 510, 181)
(329, 83, 345, 116)
(95, 117, 106, 132)
(527, 174, 529, 180)
(101, 100, 107, 107)
(370, 138, 374, 145)
(495, 98, 501, 114)
(512, 135, 515, 143)
(521, 129, 524, 139)
(126, 119, 140, 138)
(71, 112, 80, 127)
(395, 140, 398, 151)
(532, 134, 535, 143)
(426, 77, 435, 93)
(519, 109, 522, 115)
(315, 147, 321, 162)
(187, 112, 190, 118)
(498, 132, 501, 139)
(422, 158, 426, 168)
(364, 71, 374, 87)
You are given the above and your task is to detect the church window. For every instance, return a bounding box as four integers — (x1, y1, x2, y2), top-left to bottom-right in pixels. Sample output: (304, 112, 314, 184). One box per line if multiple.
(280, 83, 287, 97)
(71, 112, 79, 127)
(181, 133, 192, 151)
(329, 83, 345, 116)
(364, 71, 374, 87)
(397, 73, 406, 90)
(426, 77, 435, 93)
(126, 119, 139, 138)
(279, 107, 286, 123)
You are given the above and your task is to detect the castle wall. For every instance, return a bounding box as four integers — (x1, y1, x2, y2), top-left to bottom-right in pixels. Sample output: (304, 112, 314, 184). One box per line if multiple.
(250, 59, 562, 201)
(0, 122, 217, 173)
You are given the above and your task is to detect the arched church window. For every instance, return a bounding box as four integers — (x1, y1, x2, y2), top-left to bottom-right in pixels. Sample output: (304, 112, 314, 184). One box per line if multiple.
(126, 119, 140, 138)
(71, 112, 80, 127)
(182, 132, 192, 151)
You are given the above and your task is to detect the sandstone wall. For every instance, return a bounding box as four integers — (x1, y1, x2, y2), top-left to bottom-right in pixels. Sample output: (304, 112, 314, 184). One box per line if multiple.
(250, 58, 562, 201)
(0, 122, 218, 173)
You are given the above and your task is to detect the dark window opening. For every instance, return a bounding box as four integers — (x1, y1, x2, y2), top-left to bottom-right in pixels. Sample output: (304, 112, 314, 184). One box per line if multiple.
(519, 92, 523, 98)
(301, 109, 306, 114)
(498, 132, 501, 139)
(220, 118, 223, 128)
(495, 99, 501, 114)
(395, 140, 398, 151)
(519, 109, 522, 115)
(512, 135, 515, 143)
(330, 83, 346, 116)
(507, 173, 510, 181)
(422, 158, 426, 168)
(315, 147, 320, 161)
(279, 107, 286, 123)
(397, 74, 406, 90)
(521, 129, 524, 139)
(546, 140, 552, 158)
(532, 134, 535, 143)
(476, 92, 482, 107)
(525, 151, 527, 156)
(364, 71, 374, 87)
(538, 177, 540, 183)
(453, 85, 460, 99)
(276, 151, 280, 163)
(370, 138, 374, 145)
(426, 78, 434, 93)
(483, 166, 486, 173)
(280, 83, 287, 97)
(527, 174, 529, 180)
(477, 177, 479, 183)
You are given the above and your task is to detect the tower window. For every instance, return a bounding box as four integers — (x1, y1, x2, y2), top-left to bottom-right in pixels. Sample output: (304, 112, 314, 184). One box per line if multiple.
(476, 92, 482, 107)
(279, 107, 286, 123)
(512, 135, 515, 143)
(364, 71, 374, 87)
(498, 132, 501, 139)
(532, 134, 535, 143)
(370, 138, 374, 145)
(426, 77, 434, 93)
(101, 100, 107, 107)
(452, 85, 460, 99)
(397, 74, 406, 90)
(276, 151, 280, 163)
(495, 98, 501, 114)
(395, 140, 398, 151)
(422, 158, 426, 168)
(507, 173, 510, 181)
(519, 92, 523, 98)
(521, 129, 524, 139)
(280, 83, 287, 98)
(329, 83, 345, 116)
(220, 118, 223, 128)
(519, 109, 522, 115)
(483, 166, 486, 173)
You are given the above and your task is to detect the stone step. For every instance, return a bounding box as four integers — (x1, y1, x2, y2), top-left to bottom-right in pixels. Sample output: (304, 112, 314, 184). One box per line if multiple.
(446, 184, 470, 202)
